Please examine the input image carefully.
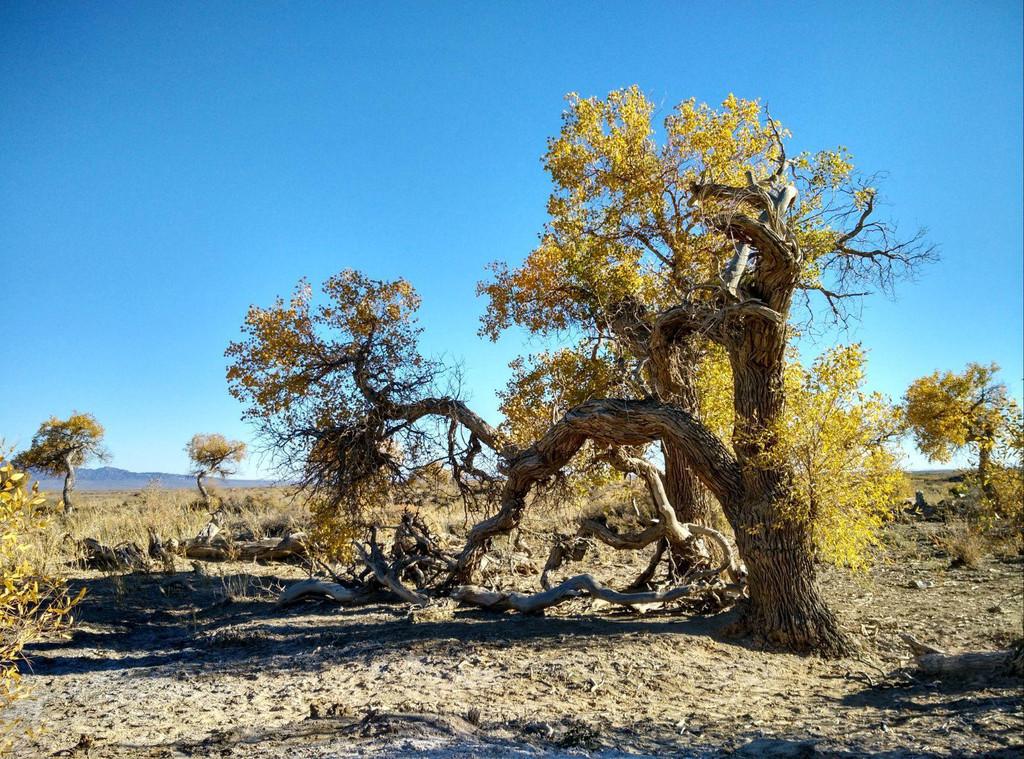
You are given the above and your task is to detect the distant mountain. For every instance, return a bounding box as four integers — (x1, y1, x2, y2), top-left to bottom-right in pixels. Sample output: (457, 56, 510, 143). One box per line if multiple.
(27, 466, 273, 491)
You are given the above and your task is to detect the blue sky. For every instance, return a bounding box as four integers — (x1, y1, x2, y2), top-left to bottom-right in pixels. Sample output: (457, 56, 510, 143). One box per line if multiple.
(2, 2, 1021, 477)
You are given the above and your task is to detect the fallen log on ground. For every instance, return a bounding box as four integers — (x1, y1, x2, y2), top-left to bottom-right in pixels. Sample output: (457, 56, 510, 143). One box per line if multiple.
(453, 573, 745, 614)
(180, 534, 307, 561)
(901, 633, 1018, 679)
(174, 511, 309, 561)
(276, 578, 366, 607)
(78, 538, 150, 571)
(913, 650, 1015, 678)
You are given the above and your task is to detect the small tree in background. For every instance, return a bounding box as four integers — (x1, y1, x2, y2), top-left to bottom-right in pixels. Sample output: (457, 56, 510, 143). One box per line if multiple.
(904, 362, 1022, 514)
(13, 413, 107, 514)
(185, 434, 247, 507)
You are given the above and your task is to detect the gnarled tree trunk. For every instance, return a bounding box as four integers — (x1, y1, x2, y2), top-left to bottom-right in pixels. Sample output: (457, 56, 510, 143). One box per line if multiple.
(663, 443, 715, 526)
(196, 471, 210, 506)
(726, 329, 854, 657)
(613, 299, 717, 530)
(62, 455, 76, 514)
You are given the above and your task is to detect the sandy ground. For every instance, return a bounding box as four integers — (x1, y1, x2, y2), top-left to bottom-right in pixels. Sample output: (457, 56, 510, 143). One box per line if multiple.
(6, 522, 1023, 758)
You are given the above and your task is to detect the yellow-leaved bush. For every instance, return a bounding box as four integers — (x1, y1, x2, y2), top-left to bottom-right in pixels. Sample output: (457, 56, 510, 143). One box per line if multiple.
(1, 454, 81, 748)
(773, 346, 905, 567)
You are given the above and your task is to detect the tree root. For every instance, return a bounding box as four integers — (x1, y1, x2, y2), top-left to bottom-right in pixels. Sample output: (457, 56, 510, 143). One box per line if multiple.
(726, 598, 857, 658)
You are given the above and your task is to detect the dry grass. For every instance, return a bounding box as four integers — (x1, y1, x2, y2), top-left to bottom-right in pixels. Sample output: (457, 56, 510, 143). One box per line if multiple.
(28, 483, 309, 572)
(932, 524, 986, 568)
(906, 469, 964, 507)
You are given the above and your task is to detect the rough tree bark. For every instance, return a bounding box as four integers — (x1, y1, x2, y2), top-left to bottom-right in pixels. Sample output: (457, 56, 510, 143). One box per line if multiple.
(687, 164, 857, 656)
(62, 453, 76, 514)
(611, 299, 716, 529)
(196, 471, 210, 505)
(726, 349, 850, 655)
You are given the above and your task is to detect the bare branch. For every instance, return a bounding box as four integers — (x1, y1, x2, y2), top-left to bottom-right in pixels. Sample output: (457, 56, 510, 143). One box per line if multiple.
(453, 574, 745, 614)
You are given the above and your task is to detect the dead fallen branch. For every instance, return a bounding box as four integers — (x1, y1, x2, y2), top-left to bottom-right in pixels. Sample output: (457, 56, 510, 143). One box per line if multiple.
(355, 533, 428, 606)
(276, 578, 365, 607)
(901, 633, 1017, 679)
(179, 534, 307, 561)
(78, 538, 150, 571)
(169, 510, 308, 561)
(913, 650, 1015, 679)
(390, 511, 459, 589)
(453, 573, 745, 614)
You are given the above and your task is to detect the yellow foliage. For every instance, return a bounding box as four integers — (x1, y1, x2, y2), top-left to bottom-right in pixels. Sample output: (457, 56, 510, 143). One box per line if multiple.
(1, 454, 81, 748)
(226, 270, 435, 557)
(904, 362, 1019, 464)
(498, 346, 626, 447)
(226, 269, 424, 428)
(479, 89, 788, 342)
(695, 343, 734, 443)
(12, 412, 105, 478)
(185, 433, 247, 477)
(306, 498, 359, 566)
(905, 362, 1022, 531)
(773, 346, 905, 567)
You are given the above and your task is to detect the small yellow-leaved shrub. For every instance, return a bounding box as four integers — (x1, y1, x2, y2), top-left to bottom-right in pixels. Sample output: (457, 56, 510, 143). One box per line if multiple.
(1, 455, 81, 749)
(774, 346, 906, 568)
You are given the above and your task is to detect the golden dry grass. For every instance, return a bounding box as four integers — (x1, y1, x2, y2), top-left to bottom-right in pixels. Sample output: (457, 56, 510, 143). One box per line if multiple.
(28, 483, 310, 573)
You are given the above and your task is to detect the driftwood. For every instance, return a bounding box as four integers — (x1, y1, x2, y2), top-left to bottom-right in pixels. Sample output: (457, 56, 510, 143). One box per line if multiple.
(914, 651, 1015, 678)
(79, 538, 150, 571)
(454, 573, 745, 614)
(901, 633, 1019, 680)
(276, 578, 364, 607)
(173, 510, 308, 561)
(356, 533, 428, 606)
(180, 534, 307, 561)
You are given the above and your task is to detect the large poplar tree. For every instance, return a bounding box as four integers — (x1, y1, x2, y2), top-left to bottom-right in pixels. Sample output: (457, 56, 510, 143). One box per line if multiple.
(227, 92, 929, 655)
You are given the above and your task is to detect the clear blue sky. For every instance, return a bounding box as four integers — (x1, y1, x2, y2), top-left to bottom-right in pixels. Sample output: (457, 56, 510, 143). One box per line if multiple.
(2, 2, 1021, 477)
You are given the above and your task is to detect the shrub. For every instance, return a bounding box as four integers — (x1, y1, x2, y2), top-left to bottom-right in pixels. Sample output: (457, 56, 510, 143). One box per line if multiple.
(932, 525, 985, 569)
(1, 454, 81, 749)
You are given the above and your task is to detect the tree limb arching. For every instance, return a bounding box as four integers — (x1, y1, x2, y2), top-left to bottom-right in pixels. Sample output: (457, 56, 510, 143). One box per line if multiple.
(445, 397, 745, 587)
(597, 446, 741, 583)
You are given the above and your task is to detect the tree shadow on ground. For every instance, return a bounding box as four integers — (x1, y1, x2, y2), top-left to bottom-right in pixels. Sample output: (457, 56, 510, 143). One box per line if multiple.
(833, 673, 1022, 753)
(21, 571, 756, 679)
